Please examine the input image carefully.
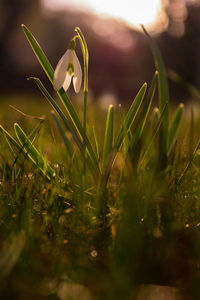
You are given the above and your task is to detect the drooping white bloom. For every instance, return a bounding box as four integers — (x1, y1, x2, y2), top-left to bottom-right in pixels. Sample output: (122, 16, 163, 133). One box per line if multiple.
(53, 47, 82, 93)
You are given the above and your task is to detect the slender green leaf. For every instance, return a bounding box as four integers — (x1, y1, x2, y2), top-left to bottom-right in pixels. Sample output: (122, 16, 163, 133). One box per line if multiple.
(189, 109, 194, 159)
(22, 24, 54, 82)
(92, 126, 100, 163)
(14, 123, 54, 179)
(0, 124, 54, 179)
(139, 103, 168, 169)
(168, 103, 184, 151)
(102, 105, 114, 170)
(0, 125, 21, 150)
(176, 137, 200, 185)
(114, 83, 147, 151)
(151, 107, 160, 132)
(142, 25, 169, 159)
(139, 71, 158, 136)
(13, 120, 45, 168)
(75, 27, 89, 91)
(100, 84, 147, 184)
(75, 27, 89, 184)
(129, 71, 158, 151)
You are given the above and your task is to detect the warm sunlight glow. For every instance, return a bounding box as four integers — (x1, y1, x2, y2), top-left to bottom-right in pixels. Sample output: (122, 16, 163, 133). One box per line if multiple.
(42, 0, 162, 29)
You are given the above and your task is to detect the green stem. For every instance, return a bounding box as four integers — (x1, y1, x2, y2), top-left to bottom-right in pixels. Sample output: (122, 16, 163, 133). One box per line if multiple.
(74, 28, 89, 188)
(82, 90, 88, 187)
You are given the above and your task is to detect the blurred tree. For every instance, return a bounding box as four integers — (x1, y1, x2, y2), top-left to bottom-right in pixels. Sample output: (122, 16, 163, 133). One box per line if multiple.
(156, 0, 200, 100)
(0, 0, 199, 103)
(0, 0, 40, 68)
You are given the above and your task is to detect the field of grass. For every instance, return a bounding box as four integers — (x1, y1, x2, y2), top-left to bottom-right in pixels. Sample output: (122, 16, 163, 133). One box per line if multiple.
(0, 25, 199, 300)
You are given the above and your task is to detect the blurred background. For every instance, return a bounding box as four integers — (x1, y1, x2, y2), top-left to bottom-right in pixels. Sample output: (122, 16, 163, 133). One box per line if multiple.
(0, 0, 200, 104)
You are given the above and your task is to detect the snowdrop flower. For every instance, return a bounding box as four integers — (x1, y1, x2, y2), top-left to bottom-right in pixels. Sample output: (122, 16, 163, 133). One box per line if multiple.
(53, 39, 82, 93)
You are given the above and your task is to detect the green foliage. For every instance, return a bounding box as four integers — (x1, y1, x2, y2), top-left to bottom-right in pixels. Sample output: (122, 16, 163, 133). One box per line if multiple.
(0, 24, 199, 300)
(14, 123, 54, 179)
(168, 103, 184, 151)
(102, 104, 114, 171)
(114, 83, 147, 151)
(142, 25, 184, 169)
(0, 123, 54, 179)
(22, 25, 98, 173)
(141, 26, 169, 159)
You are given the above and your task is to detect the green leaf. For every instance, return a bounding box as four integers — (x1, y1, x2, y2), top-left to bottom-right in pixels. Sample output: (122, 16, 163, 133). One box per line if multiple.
(176, 137, 200, 185)
(0, 125, 21, 151)
(129, 71, 158, 151)
(75, 27, 89, 92)
(101, 83, 147, 182)
(139, 103, 168, 169)
(102, 105, 114, 170)
(151, 107, 160, 132)
(92, 126, 100, 163)
(142, 25, 169, 160)
(22, 24, 54, 82)
(139, 71, 158, 136)
(168, 103, 184, 151)
(114, 83, 147, 151)
(188, 109, 194, 159)
(14, 123, 54, 179)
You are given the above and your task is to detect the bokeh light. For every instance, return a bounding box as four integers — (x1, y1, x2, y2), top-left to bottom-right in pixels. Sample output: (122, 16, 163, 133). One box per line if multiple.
(42, 0, 162, 29)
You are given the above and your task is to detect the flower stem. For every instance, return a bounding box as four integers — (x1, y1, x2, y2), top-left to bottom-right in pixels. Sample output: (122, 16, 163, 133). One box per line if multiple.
(75, 27, 89, 188)
(82, 89, 87, 187)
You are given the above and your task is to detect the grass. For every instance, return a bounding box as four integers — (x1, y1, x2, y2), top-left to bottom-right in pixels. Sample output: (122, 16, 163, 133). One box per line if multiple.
(0, 25, 199, 299)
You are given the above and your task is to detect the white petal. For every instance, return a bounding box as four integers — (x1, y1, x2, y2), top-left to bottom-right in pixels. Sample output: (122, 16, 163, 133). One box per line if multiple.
(63, 72, 72, 91)
(53, 49, 72, 91)
(72, 52, 82, 93)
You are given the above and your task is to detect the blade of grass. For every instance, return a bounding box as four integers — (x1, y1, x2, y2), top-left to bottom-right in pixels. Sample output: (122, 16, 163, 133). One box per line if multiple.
(139, 71, 158, 137)
(189, 109, 194, 159)
(0, 124, 53, 179)
(14, 123, 54, 179)
(92, 126, 100, 164)
(102, 105, 114, 170)
(129, 71, 158, 151)
(168, 103, 184, 152)
(21, 24, 54, 82)
(75, 27, 89, 92)
(176, 137, 200, 186)
(151, 107, 160, 132)
(75, 27, 89, 188)
(0, 125, 21, 150)
(142, 25, 169, 162)
(13, 120, 44, 168)
(0, 126, 23, 179)
(139, 102, 168, 169)
(114, 83, 147, 151)
(100, 83, 147, 186)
